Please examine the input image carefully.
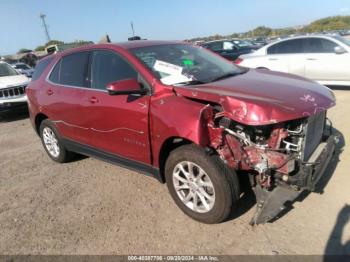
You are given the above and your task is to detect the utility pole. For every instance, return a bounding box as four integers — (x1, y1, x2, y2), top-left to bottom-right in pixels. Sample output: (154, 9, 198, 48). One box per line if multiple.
(130, 21, 135, 37)
(40, 13, 51, 43)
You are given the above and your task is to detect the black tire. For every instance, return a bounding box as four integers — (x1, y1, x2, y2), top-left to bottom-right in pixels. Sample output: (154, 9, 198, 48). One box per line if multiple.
(165, 144, 240, 224)
(39, 119, 74, 163)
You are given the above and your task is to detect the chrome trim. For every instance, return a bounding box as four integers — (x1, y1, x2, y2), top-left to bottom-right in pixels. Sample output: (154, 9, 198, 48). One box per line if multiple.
(46, 78, 107, 93)
(0, 85, 27, 100)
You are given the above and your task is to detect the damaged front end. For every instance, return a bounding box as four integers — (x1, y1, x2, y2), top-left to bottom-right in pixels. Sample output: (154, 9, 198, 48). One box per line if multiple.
(201, 105, 336, 225)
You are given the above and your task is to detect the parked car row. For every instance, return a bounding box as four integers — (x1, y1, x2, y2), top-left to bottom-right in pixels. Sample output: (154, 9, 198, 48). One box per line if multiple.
(236, 35, 350, 87)
(198, 35, 350, 87)
(200, 39, 256, 61)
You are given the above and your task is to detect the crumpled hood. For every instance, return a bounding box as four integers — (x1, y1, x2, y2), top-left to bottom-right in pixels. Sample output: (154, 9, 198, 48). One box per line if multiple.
(175, 69, 336, 125)
(0, 74, 29, 89)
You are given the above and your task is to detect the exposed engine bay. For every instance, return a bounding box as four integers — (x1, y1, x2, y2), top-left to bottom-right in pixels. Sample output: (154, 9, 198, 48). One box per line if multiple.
(200, 105, 335, 224)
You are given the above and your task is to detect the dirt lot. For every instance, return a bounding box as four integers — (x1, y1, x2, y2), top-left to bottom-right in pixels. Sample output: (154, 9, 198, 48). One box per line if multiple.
(0, 89, 349, 255)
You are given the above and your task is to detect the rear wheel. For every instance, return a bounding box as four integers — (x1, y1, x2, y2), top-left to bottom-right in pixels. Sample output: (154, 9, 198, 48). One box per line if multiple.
(39, 119, 74, 163)
(165, 144, 240, 224)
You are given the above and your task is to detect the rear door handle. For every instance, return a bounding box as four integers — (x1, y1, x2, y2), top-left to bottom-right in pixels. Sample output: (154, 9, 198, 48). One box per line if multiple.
(307, 58, 317, 61)
(88, 96, 99, 104)
(47, 89, 53, 96)
(268, 58, 278, 61)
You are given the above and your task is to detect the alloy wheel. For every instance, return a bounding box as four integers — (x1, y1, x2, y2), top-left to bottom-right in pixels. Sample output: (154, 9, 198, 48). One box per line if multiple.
(172, 161, 215, 213)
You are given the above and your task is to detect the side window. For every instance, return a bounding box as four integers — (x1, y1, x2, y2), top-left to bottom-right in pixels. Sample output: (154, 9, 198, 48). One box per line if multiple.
(207, 42, 223, 51)
(56, 52, 90, 87)
(49, 60, 61, 83)
(305, 38, 338, 53)
(32, 57, 54, 81)
(267, 43, 278, 54)
(90, 50, 138, 90)
(267, 39, 305, 54)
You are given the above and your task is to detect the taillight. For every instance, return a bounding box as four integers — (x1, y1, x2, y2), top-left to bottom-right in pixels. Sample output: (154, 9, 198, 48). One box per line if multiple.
(234, 58, 243, 65)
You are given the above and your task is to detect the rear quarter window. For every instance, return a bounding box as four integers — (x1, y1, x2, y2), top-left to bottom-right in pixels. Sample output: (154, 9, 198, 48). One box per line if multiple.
(31, 57, 54, 81)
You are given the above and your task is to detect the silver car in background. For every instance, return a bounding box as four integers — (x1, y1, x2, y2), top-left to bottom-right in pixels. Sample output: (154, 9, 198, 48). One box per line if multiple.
(11, 62, 34, 78)
(238, 35, 350, 86)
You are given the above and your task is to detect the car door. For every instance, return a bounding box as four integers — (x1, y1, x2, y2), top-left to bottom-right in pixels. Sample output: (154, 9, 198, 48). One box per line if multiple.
(81, 49, 151, 164)
(264, 39, 306, 76)
(45, 51, 93, 146)
(304, 37, 350, 81)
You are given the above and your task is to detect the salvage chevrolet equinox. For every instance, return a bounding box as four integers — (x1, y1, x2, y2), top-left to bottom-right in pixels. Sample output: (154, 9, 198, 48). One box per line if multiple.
(27, 41, 336, 224)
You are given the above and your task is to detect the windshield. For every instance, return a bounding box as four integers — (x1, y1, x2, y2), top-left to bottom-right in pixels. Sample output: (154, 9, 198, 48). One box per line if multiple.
(0, 63, 19, 77)
(130, 44, 243, 86)
(334, 36, 350, 47)
(232, 40, 251, 47)
(15, 64, 30, 70)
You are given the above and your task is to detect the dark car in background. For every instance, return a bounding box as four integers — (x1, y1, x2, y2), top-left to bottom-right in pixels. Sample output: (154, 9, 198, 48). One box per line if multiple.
(201, 39, 254, 61)
(231, 39, 261, 50)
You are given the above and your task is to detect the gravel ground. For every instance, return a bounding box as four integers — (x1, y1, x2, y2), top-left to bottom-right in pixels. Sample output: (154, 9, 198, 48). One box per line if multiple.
(0, 89, 349, 255)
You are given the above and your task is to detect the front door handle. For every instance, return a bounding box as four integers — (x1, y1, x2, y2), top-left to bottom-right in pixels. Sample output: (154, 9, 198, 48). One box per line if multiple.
(307, 58, 317, 61)
(88, 96, 99, 104)
(268, 58, 278, 61)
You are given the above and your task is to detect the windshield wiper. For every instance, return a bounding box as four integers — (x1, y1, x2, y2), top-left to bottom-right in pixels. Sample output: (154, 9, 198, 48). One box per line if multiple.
(173, 80, 206, 86)
(208, 71, 244, 83)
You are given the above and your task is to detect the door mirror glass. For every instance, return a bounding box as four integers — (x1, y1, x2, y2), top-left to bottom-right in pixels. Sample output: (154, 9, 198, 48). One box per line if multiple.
(106, 78, 146, 96)
(334, 46, 347, 54)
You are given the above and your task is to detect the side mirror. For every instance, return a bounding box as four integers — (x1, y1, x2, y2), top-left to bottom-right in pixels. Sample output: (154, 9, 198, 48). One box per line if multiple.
(106, 78, 146, 96)
(334, 46, 347, 54)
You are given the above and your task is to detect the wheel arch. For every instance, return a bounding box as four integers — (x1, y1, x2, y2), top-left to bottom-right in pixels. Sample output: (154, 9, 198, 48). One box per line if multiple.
(34, 113, 49, 135)
(158, 136, 194, 183)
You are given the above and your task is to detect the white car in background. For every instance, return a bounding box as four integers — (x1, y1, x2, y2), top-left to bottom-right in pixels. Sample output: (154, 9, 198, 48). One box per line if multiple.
(237, 35, 350, 86)
(0, 62, 30, 112)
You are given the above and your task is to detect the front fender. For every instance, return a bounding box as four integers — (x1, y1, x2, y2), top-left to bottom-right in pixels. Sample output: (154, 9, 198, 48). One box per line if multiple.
(150, 92, 212, 167)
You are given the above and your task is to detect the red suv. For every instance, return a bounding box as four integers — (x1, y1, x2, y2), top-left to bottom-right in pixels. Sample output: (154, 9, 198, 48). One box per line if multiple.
(27, 41, 336, 224)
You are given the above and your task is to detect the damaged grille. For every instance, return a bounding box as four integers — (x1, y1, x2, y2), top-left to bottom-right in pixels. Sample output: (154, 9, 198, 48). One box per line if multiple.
(0, 85, 26, 99)
(302, 111, 326, 161)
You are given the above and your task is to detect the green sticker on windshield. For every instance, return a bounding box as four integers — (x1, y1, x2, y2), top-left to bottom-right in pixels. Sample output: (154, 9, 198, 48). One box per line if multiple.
(182, 59, 194, 67)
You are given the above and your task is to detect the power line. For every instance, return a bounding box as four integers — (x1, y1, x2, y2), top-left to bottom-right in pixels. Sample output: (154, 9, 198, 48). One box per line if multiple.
(40, 13, 51, 43)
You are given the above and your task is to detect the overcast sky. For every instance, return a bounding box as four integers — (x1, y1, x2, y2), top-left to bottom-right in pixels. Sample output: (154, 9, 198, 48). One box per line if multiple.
(1, 0, 350, 55)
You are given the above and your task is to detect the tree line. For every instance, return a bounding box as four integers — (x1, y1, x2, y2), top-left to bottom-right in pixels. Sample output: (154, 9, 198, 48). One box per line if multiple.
(190, 15, 350, 42)
(18, 40, 93, 54)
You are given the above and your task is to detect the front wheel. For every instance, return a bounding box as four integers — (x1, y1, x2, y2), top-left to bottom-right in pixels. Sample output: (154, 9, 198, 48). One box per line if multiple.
(39, 119, 74, 163)
(165, 145, 240, 224)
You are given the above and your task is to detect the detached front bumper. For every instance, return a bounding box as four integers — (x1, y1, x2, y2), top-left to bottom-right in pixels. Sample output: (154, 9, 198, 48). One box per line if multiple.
(299, 135, 336, 191)
(285, 134, 336, 191)
(251, 134, 336, 225)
